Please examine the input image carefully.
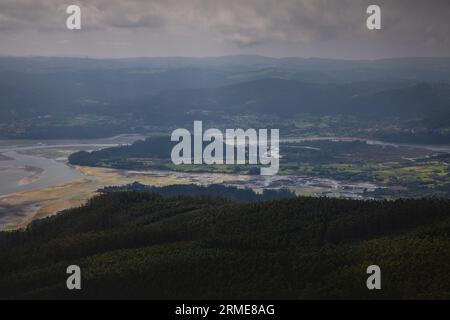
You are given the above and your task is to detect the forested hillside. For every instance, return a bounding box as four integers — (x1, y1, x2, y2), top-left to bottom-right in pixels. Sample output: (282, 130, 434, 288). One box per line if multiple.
(1, 192, 450, 299)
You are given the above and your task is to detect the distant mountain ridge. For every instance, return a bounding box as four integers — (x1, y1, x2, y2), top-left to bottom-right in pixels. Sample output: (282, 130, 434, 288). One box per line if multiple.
(140, 78, 450, 119)
(1, 55, 449, 141)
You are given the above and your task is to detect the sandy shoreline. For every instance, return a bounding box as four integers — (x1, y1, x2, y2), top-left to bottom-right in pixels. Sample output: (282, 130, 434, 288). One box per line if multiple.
(0, 166, 200, 231)
(0, 161, 382, 231)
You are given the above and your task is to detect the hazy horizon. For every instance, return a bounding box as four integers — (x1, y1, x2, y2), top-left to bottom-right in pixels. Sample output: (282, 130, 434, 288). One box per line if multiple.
(2, 53, 450, 61)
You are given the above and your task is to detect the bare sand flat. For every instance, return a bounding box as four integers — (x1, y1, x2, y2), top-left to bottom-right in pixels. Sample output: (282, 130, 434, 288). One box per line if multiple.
(0, 154, 13, 161)
(17, 166, 45, 186)
(0, 166, 201, 230)
(0, 162, 277, 230)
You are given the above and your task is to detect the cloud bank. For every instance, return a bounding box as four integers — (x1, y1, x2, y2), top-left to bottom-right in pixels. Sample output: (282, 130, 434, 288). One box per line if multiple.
(0, 0, 449, 58)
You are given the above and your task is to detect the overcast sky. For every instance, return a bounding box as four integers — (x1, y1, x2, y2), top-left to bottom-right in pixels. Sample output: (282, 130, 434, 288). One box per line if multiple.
(0, 0, 449, 59)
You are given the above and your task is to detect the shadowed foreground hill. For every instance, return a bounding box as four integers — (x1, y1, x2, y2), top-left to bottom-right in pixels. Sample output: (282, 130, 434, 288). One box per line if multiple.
(1, 192, 450, 299)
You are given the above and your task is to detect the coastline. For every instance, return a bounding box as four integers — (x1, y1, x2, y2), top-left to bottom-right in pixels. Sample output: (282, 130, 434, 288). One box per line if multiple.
(0, 165, 200, 231)
(1, 134, 449, 231)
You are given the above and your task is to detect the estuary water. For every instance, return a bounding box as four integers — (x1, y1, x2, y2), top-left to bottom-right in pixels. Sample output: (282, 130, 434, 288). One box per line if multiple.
(0, 134, 143, 196)
(0, 151, 82, 195)
(0, 135, 449, 198)
(1, 135, 449, 230)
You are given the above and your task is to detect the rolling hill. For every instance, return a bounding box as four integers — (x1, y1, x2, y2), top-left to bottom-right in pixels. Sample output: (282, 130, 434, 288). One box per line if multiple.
(1, 191, 449, 299)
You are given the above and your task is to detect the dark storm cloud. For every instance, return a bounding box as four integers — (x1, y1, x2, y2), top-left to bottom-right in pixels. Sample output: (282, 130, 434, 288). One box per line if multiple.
(0, 0, 449, 58)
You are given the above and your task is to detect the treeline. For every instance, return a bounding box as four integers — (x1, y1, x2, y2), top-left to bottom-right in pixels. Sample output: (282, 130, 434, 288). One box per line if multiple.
(68, 135, 378, 169)
(68, 136, 173, 166)
(68, 136, 267, 174)
(98, 182, 295, 201)
(0, 193, 450, 299)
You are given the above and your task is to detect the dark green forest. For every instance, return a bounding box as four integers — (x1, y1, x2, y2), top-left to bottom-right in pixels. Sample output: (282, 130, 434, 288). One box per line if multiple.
(97, 183, 295, 201)
(1, 190, 450, 299)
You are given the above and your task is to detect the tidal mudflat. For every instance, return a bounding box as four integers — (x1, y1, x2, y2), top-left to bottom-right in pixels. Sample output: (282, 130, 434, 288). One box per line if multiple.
(6, 135, 435, 230)
(0, 157, 378, 230)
